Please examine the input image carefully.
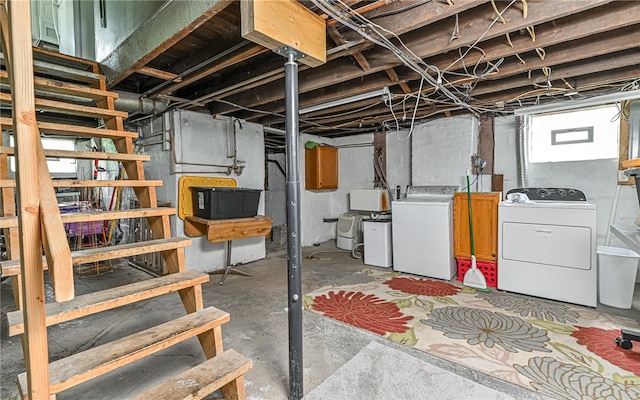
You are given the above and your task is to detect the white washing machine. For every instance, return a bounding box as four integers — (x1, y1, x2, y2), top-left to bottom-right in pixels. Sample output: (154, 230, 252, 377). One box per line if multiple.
(498, 188, 597, 307)
(392, 185, 458, 280)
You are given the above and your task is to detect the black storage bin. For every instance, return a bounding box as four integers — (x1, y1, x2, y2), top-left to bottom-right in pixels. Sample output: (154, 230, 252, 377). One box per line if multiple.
(192, 187, 261, 220)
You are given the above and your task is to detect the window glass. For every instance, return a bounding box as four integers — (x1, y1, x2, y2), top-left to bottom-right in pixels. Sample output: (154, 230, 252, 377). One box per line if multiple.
(10, 136, 77, 175)
(528, 105, 619, 163)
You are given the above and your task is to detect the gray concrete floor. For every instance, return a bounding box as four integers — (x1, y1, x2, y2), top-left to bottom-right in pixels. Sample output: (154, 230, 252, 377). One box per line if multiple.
(1, 240, 639, 400)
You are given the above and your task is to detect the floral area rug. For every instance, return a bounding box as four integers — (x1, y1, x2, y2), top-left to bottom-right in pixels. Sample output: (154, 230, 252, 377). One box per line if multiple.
(304, 268, 640, 400)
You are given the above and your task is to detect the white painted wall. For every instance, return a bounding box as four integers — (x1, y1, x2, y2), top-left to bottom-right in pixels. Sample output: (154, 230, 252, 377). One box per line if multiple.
(411, 115, 481, 190)
(265, 153, 287, 227)
(57, 0, 96, 60)
(263, 112, 639, 254)
(386, 130, 412, 198)
(493, 115, 639, 246)
(265, 131, 411, 247)
(94, 0, 166, 61)
(143, 110, 266, 272)
(299, 134, 374, 246)
(493, 116, 519, 193)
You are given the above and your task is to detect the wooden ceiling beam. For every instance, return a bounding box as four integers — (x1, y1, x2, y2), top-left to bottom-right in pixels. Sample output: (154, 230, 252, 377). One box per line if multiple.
(269, 61, 640, 132)
(220, 2, 637, 121)
(255, 73, 397, 124)
(385, 68, 411, 94)
(253, 20, 638, 127)
(154, 44, 268, 96)
(203, 2, 634, 114)
(469, 49, 640, 97)
(103, 0, 234, 88)
(328, 26, 370, 71)
(193, 0, 485, 109)
(474, 66, 640, 105)
(459, 25, 640, 88)
(339, 0, 489, 43)
(210, 0, 615, 115)
(136, 66, 182, 82)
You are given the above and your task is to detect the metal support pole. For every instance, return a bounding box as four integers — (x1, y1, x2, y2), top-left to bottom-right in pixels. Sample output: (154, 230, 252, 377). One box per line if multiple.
(284, 50, 303, 400)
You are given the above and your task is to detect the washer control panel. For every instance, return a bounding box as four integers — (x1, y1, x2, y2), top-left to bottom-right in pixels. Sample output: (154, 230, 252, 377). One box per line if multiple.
(407, 185, 459, 196)
(506, 187, 587, 202)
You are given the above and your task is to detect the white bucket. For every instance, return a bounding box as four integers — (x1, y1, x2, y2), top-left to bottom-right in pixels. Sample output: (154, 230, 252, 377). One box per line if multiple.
(597, 246, 639, 309)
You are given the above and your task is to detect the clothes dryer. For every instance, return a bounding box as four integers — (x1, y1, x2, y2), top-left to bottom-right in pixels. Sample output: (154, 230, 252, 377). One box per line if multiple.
(498, 188, 597, 307)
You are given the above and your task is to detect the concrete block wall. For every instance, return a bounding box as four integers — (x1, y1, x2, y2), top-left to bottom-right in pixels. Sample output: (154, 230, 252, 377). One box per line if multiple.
(411, 115, 481, 190)
(265, 131, 412, 247)
(143, 110, 266, 272)
(493, 115, 639, 245)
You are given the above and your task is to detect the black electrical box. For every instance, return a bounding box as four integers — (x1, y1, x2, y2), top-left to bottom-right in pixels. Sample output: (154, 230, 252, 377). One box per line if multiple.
(192, 187, 261, 220)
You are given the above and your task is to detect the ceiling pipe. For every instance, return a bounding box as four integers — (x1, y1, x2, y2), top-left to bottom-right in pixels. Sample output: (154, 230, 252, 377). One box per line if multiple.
(0, 84, 170, 117)
(114, 90, 170, 115)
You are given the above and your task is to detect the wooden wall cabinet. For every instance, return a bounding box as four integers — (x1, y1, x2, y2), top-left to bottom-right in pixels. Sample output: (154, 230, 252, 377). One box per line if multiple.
(305, 146, 338, 190)
(453, 192, 501, 262)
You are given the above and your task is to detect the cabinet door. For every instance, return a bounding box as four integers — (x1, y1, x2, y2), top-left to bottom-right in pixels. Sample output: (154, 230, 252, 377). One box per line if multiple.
(453, 192, 501, 261)
(305, 146, 338, 190)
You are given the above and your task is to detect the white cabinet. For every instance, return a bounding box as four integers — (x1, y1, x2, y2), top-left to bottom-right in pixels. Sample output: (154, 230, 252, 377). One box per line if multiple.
(364, 221, 392, 268)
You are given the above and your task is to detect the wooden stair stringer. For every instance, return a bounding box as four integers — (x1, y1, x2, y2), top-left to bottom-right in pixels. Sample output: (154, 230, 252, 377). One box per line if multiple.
(0, 34, 249, 399)
(16, 307, 230, 398)
(90, 65, 178, 276)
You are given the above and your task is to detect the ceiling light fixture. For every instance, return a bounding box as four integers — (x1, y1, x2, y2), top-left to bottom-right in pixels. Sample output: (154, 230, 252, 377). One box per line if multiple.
(514, 90, 640, 116)
(299, 87, 393, 115)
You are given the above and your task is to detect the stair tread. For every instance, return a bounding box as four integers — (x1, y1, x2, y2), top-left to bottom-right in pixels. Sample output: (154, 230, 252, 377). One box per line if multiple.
(3, 205, 173, 229)
(32, 47, 100, 70)
(0, 117, 139, 139)
(0, 52, 105, 83)
(0, 237, 191, 276)
(0, 70, 118, 101)
(17, 307, 230, 396)
(132, 349, 252, 400)
(0, 92, 128, 119)
(0, 179, 163, 188)
(0, 146, 150, 162)
(6, 270, 209, 336)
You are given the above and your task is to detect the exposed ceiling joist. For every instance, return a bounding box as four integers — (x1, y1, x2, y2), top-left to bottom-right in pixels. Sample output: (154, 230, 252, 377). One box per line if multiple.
(209, 0, 614, 115)
(102, 0, 234, 88)
(105, 0, 638, 143)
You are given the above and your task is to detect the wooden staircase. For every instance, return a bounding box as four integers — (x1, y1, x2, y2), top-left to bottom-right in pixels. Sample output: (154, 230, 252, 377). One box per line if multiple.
(0, 2, 251, 399)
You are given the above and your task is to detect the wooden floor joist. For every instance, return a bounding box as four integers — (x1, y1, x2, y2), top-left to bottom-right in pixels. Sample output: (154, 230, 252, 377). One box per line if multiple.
(6, 270, 210, 336)
(17, 307, 230, 397)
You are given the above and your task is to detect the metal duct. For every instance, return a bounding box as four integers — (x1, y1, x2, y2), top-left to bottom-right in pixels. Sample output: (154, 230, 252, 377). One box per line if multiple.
(114, 91, 169, 115)
(0, 84, 169, 117)
(515, 115, 528, 188)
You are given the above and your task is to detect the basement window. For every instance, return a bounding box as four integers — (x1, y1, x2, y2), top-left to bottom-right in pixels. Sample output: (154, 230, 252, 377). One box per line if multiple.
(9, 136, 77, 176)
(528, 105, 619, 163)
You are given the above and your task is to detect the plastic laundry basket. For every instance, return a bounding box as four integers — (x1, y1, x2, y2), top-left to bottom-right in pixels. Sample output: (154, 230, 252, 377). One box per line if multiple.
(597, 246, 640, 309)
